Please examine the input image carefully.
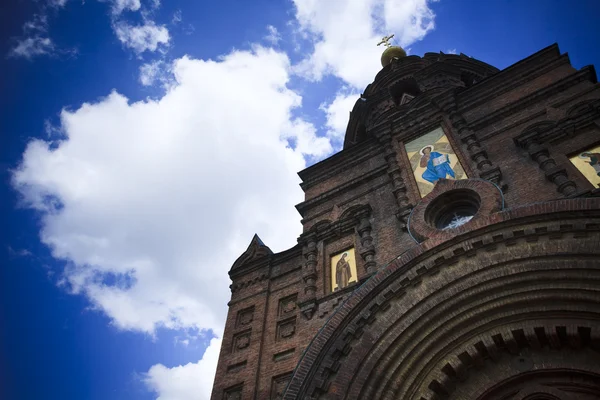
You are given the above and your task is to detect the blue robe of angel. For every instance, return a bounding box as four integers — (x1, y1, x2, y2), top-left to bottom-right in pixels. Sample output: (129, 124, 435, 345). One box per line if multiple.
(422, 151, 455, 183)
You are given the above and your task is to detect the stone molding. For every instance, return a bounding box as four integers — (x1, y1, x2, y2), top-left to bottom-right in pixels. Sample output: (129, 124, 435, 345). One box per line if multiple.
(468, 65, 596, 132)
(514, 98, 600, 148)
(298, 204, 372, 245)
(229, 272, 268, 294)
(458, 51, 571, 113)
(298, 138, 381, 191)
(296, 163, 387, 217)
(511, 100, 600, 197)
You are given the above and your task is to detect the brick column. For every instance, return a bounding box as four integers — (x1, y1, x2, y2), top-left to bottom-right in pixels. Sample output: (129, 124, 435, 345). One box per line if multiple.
(357, 217, 376, 274)
(379, 131, 413, 228)
(299, 234, 318, 319)
(526, 143, 577, 196)
(446, 105, 507, 191)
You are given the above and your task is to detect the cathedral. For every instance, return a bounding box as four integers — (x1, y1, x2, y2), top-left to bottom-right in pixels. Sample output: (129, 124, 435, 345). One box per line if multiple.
(211, 41, 600, 399)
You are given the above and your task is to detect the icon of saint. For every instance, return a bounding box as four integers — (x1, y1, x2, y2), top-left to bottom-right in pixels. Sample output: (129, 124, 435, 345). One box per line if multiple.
(335, 252, 352, 290)
(419, 145, 456, 184)
(580, 151, 600, 177)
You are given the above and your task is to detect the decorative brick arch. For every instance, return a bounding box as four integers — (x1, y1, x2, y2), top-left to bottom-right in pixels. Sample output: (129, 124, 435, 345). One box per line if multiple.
(283, 198, 600, 400)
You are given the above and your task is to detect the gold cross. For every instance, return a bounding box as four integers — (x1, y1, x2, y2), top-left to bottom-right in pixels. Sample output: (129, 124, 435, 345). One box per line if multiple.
(377, 34, 395, 48)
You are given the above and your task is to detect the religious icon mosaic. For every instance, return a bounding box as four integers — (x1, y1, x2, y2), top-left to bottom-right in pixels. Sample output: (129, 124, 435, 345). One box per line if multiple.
(569, 145, 600, 188)
(331, 248, 357, 292)
(405, 127, 468, 197)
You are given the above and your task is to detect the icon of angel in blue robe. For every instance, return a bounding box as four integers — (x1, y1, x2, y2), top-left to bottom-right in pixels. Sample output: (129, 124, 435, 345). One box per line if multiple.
(580, 151, 600, 178)
(419, 145, 455, 183)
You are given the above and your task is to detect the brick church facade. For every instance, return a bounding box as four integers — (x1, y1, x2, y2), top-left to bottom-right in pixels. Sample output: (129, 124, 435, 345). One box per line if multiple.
(211, 44, 600, 399)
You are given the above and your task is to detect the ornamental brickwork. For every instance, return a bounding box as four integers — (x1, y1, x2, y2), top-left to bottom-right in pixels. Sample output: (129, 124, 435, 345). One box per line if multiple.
(211, 44, 600, 400)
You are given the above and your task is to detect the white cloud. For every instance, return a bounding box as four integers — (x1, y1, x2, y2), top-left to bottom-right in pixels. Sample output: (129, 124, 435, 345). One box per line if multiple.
(264, 25, 281, 45)
(14, 47, 327, 399)
(48, 0, 68, 7)
(139, 60, 167, 86)
(144, 337, 222, 400)
(282, 118, 332, 158)
(114, 20, 170, 54)
(13, 45, 327, 340)
(9, 37, 55, 59)
(292, 0, 437, 88)
(320, 92, 359, 146)
(110, 0, 141, 15)
(23, 14, 49, 33)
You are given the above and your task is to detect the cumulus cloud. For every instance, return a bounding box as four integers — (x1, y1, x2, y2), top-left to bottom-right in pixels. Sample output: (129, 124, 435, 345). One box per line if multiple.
(292, 0, 437, 88)
(13, 43, 327, 347)
(144, 337, 221, 400)
(15, 49, 326, 398)
(113, 20, 170, 53)
(320, 91, 360, 148)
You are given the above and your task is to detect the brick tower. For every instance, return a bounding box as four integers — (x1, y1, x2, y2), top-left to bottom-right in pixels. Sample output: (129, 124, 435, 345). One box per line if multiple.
(211, 43, 600, 399)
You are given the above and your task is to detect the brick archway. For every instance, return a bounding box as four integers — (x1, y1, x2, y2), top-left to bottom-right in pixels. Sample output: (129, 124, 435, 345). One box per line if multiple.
(283, 198, 600, 400)
(475, 366, 600, 399)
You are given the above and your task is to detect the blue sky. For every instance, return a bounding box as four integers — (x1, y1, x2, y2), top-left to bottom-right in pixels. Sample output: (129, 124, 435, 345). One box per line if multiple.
(1, 1, 599, 399)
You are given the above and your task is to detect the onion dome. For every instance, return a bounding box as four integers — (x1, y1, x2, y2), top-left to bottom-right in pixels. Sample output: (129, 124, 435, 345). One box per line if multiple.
(381, 45, 407, 67)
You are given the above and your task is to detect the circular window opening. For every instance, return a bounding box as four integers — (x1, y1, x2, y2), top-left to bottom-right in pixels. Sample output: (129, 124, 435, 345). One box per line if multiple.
(424, 189, 481, 231)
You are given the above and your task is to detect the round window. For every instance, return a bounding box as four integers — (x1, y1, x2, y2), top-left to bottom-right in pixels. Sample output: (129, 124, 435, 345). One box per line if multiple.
(424, 189, 481, 231)
(437, 211, 475, 230)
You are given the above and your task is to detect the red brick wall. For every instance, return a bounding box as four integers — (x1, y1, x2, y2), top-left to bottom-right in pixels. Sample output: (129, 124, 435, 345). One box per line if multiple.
(211, 45, 600, 399)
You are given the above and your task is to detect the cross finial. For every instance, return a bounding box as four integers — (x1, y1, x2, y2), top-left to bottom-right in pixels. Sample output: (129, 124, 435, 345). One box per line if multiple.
(377, 34, 395, 48)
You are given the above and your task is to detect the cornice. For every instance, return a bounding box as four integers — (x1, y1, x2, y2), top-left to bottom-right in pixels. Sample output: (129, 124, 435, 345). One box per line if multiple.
(514, 98, 600, 148)
(368, 64, 594, 144)
(461, 56, 571, 113)
(456, 44, 564, 112)
(229, 268, 269, 293)
(298, 138, 381, 190)
(300, 179, 391, 230)
(271, 243, 303, 265)
(229, 256, 270, 281)
(229, 244, 302, 281)
(478, 85, 599, 142)
(296, 164, 388, 216)
(470, 66, 597, 136)
(298, 204, 372, 245)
